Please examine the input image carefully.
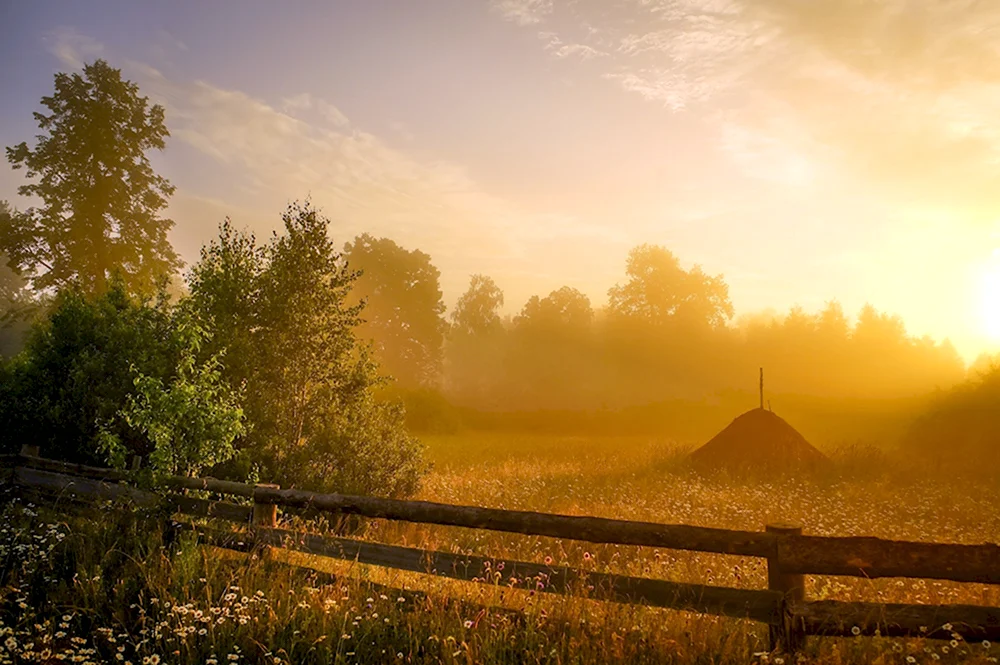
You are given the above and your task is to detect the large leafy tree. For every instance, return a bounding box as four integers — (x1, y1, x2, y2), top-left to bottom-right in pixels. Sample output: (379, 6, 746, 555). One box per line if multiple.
(607, 244, 733, 329)
(343, 234, 447, 388)
(4, 59, 179, 295)
(451, 274, 504, 337)
(187, 202, 427, 497)
(507, 286, 595, 408)
(514, 286, 593, 335)
(445, 275, 506, 406)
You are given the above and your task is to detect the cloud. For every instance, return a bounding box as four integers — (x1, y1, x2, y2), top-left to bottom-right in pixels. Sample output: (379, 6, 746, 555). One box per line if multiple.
(492, 0, 553, 26)
(114, 51, 629, 306)
(281, 92, 350, 128)
(499, 0, 1000, 216)
(538, 32, 606, 60)
(150, 29, 189, 62)
(44, 27, 105, 69)
(37, 28, 626, 308)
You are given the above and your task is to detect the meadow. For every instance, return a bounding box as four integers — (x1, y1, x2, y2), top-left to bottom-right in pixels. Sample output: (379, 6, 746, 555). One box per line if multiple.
(1, 432, 999, 664)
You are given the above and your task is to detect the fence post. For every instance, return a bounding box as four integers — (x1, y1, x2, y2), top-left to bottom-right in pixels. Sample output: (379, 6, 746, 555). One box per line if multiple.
(766, 522, 805, 653)
(20, 444, 39, 458)
(252, 483, 279, 559)
(253, 483, 278, 527)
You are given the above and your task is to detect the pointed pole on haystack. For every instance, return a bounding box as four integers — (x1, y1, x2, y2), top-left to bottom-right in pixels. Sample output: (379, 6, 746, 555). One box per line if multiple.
(759, 367, 764, 410)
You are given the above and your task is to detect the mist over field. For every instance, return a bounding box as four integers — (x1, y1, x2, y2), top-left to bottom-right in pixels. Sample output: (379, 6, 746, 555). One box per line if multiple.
(1, 3, 1000, 664)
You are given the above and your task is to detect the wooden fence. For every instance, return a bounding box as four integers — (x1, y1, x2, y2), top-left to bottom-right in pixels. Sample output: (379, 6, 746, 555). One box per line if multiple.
(2, 446, 999, 653)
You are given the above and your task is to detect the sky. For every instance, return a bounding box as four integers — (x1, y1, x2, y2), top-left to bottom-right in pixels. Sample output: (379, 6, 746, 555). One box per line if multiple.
(2, 0, 1000, 362)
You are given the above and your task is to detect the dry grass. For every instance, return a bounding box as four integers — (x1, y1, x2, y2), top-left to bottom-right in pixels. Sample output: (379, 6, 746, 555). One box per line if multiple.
(1, 432, 999, 664)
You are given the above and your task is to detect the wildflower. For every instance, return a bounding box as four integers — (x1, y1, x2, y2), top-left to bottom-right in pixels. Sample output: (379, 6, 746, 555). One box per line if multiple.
(851, 626, 861, 636)
(464, 620, 473, 629)
(206, 656, 218, 665)
(544, 556, 552, 565)
(985, 641, 992, 649)
(396, 653, 403, 659)
(906, 658, 916, 664)
(583, 552, 591, 561)
(943, 623, 953, 631)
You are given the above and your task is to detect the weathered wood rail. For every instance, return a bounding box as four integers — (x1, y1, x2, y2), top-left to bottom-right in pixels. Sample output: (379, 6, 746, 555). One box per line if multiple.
(2, 448, 999, 652)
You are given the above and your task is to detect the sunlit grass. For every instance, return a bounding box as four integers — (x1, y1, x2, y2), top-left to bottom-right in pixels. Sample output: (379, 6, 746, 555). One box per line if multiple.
(2, 433, 999, 663)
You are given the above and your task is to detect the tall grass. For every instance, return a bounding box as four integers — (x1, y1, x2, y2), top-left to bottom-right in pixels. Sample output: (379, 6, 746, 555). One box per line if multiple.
(2, 433, 999, 664)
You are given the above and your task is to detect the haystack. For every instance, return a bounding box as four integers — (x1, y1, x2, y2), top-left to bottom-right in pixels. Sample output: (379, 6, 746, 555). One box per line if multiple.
(689, 407, 829, 474)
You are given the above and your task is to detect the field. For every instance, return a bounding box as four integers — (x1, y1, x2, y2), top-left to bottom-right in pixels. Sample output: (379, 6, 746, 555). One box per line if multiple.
(1, 432, 999, 664)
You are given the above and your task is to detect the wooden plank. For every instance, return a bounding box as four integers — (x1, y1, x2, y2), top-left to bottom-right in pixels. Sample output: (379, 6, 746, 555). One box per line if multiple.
(778, 535, 1000, 584)
(167, 495, 253, 523)
(238, 525, 781, 623)
(179, 523, 538, 626)
(18, 455, 129, 482)
(16, 455, 258, 498)
(13, 467, 159, 507)
(162, 475, 257, 498)
(797, 600, 1000, 640)
(252, 487, 777, 558)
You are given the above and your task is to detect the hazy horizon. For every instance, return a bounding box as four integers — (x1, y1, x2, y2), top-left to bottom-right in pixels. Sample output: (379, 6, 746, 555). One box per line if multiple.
(3, 1, 1000, 362)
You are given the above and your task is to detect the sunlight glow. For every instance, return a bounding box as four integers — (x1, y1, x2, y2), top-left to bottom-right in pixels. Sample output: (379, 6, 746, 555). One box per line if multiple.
(983, 249, 1000, 341)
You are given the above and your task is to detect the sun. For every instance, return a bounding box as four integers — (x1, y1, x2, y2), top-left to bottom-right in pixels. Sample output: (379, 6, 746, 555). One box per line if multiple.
(983, 249, 1000, 341)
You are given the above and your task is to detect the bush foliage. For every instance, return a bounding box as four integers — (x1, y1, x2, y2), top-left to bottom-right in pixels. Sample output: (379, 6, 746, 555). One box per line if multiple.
(0, 203, 428, 497)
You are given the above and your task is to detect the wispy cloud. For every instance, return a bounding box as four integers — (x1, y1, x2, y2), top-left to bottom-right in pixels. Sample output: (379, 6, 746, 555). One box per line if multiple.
(498, 0, 1000, 213)
(41, 29, 625, 302)
(281, 92, 350, 128)
(491, 0, 553, 26)
(538, 32, 605, 60)
(44, 26, 105, 69)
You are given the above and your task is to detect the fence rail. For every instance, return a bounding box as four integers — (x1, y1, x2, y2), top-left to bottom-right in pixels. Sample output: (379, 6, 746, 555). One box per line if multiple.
(3, 448, 999, 652)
